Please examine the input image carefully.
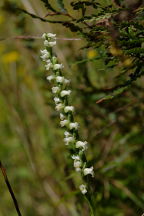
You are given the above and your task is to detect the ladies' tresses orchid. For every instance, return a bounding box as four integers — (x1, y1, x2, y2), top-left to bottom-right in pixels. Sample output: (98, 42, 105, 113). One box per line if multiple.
(40, 33, 94, 195)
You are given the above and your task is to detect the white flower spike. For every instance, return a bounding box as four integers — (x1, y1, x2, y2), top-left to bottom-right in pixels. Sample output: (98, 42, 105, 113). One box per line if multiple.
(41, 32, 95, 195)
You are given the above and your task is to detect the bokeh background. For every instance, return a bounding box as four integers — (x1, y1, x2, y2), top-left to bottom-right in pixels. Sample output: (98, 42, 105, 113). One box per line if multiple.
(0, 0, 144, 215)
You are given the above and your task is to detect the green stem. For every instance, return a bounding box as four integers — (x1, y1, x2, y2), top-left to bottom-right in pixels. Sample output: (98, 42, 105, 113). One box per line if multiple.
(85, 195, 95, 216)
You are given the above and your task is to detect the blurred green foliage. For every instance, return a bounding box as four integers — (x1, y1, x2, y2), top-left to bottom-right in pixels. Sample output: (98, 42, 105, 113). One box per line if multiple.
(0, 0, 144, 215)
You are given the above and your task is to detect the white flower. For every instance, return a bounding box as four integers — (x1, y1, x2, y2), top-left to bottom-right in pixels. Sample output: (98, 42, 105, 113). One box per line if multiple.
(76, 141, 88, 151)
(60, 113, 65, 120)
(83, 167, 94, 177)
(64, 106, 74, 113)
(56, 76, 64, 83)
(79, 184, 87, 194)
(53, 64, 64, 70)
(64, 131, 71, 137)
(60, 90, 71, 97)
(46, 75, 55, 81)
(74, 161, 82, 171)
(72, 155, 82, 172)
(40, 49, 48, 55)
(60, 119, 69, 127)
(41, 53, 50, 61)
(42, 33, 47, 39)
(69, 122, 79, 130)
(52, 86, 60, 94)
(54, 97, 61, 104)
(42, 33, 56, 40)
(44, 40, 49, 46)
(64, 136, 74, 145)
(40, 49, 50, 61)
(44, 40, 56, 47)
(72, 155, 80, 160)
(47, 33, 56, 39)
(48, 41, 56, 47)
(55, 103, 64, 111)
(45, 64, 52, 70)
(45, 60, 53, 70)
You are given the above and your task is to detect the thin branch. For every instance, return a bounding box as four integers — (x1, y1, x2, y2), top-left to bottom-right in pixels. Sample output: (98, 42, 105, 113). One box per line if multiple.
(0, 35, 81, 42)
(0, 161, 22, 216)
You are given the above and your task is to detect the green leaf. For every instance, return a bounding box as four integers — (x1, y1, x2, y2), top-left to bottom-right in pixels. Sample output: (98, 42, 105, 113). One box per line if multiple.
(56, 0, 67, 13)
(71, 1, 99, 10)
(40, 0, 57, 12)
(62, 22, 82, 32)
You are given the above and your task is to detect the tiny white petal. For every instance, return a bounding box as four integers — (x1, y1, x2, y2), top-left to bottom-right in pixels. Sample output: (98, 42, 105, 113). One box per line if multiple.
(60, 90, 71, 97)
(76, 141, 88, 151)
(52, 86, 60, 94)
(83, 167, 94, 177)
(46, 75, 55, 81)
(55, 103, 64, 111)
(72, 155, 82, 171)
(64, 137, 74, 145)
(53, 64, 64, 70)
(64, 131, 71, 137)
(60, 113, 65, 120)
(44, 40, 49, 46)
(42, 33, 47, 39)
(40, 49, 48, 55)
(41, 53, 50, 61)
(56, 76, 65, 83)
(69, 122, 79, 130)
(72, 155, 80, 160)
(54, 97, 61, 104)
(60, 120, 69, 127)
(45, 60, 53, 70)
(79, 184, 87, 194)
(47, 33, 56, 39)
(64, 106, 74, 113)
(74, 160, 82, 169)
(48, 41, 56, 47)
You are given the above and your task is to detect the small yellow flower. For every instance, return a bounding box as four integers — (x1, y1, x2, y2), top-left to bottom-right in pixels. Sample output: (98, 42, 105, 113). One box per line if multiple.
(123, 58, 133, 67)
(87, 49, 97, 59)
(2, 51, 20, 63)
(109, 46, 122, 56)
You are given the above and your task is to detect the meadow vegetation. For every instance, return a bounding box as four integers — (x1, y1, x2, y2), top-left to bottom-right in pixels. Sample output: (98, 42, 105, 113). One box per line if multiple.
(0, 0, 144, 215)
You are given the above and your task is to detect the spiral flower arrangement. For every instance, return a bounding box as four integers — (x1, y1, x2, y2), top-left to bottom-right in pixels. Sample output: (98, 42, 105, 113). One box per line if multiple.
(40, 33, 94, 195)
